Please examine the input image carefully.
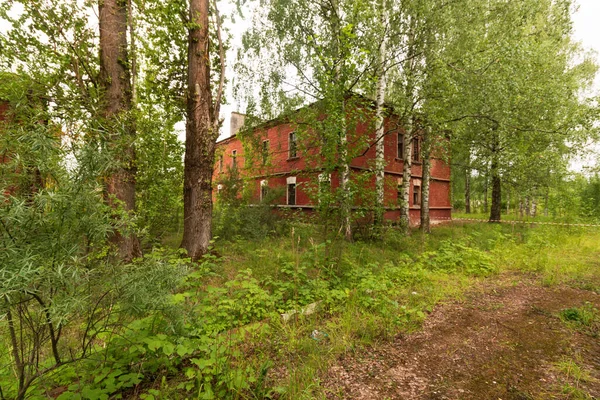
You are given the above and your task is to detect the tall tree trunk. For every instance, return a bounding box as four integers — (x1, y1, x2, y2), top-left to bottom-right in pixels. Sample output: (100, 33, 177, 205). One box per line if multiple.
(489, 129, 501, 222)
(420, 126, 431, 233)
(339, 105, 352, 241)
(465, 165, 471, 214)
(483, 171, 488, 214)
(181, 0, 219, 261)
(506, 187, 510, 215)
(330, 0, 352, 241)
(99, 0, 141, 261)
(399, 21, 416, 234)
(374, 14, 387, 226)
(544, 188, 549, 217)
(519, 197, 524, 218)
(525, 196, 530, 217)
(400, 126, 413, 231)
(490, 157, 502, 221)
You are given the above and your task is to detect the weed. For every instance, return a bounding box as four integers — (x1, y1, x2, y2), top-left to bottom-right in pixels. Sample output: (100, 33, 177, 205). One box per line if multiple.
(559, 303, 600, 337)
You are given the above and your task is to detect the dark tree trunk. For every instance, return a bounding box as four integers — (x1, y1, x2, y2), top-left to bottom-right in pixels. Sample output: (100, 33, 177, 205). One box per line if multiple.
(465, 166, 471, 214)
(489, 160, 502, 222)
(483, 171, 488, 214)
(181, 0, 218, 261)
(99, 0, 141, 261)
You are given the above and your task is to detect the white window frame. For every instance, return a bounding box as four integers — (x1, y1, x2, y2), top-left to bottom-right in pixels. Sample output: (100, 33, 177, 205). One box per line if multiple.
(260, 179, 268, 202)
(412, 178, 421, 206)
(286, 176, 297, 205)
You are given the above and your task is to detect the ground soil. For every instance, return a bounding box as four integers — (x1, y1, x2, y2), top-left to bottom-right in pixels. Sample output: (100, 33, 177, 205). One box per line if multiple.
(323, 273, 600, 400)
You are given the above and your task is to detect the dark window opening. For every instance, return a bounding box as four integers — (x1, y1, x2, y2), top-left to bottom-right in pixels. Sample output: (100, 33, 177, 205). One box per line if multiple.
(232, 149, 237, 168)
(287, 183, 296, 205)
(219, 155, 223, 172)
(413, 185, 421, 206)
(397, 132, 404, 159)
(289, 132, 297, 158)
(412, 138, 420, 162)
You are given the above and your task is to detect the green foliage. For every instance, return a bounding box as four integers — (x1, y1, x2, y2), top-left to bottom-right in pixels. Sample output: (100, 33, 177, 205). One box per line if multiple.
(579, 175, 600, 220)
(135, 106, 185, 243)
(417, 239, 497, 276)
(212, 168, 288, 241)
(560, 303, 599, 337)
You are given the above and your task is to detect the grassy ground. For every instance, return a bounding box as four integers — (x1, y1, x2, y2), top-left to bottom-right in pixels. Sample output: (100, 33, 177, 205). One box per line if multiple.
(199, 221, 600, 399)
(3, 220, 599, 399)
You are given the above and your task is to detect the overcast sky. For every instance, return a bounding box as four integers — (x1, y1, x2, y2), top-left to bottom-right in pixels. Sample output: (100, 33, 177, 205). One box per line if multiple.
(571, 0, 600, 89)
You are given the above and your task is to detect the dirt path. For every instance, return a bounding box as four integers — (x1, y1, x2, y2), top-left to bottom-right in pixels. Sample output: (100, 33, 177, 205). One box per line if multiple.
(323, 274, 600, 399)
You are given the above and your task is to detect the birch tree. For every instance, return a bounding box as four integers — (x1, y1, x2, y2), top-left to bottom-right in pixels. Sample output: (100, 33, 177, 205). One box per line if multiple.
(442, 0, 597, 222)
(238, 0, 374, 240)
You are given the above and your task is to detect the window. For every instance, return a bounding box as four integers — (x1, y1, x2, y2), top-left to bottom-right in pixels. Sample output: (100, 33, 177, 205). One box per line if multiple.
(287, 176, 296, 205)
(260, 180, 268, 202)
(397, 177, 403, 205)
(232, 150, 237, 168)
(219, 155, 224, 173)
(289, 131, 297, 158)
(397, 132, 404, 159)
(262, 140, 269, 165)
(413, 183, 421, 206)
(412, 138, 420, 162)
(318, 173, 331, 203)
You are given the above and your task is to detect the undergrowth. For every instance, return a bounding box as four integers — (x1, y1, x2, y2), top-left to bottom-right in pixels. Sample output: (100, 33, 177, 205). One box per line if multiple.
(2, 222, 600, 399)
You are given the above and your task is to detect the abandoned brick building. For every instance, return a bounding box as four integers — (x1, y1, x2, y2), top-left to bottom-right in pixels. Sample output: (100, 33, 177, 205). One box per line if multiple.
(213, 102, 451, 225)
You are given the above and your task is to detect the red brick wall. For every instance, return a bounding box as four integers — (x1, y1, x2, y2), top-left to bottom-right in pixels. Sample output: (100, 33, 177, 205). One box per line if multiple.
(213, 111, 452, 224)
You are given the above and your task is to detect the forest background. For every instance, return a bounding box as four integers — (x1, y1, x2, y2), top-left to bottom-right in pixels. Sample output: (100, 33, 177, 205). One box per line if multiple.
(1, 0, 600, 399)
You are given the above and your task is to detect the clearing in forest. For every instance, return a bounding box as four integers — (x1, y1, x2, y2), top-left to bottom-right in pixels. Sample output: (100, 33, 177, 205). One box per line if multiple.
(323, 274, 600, 400)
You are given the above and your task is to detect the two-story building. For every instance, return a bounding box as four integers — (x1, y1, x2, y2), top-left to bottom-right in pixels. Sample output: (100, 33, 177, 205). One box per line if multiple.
(213, 101, 451, 225)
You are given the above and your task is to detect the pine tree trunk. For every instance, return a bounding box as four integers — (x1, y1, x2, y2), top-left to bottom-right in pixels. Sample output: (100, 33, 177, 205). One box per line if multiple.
(420, 127, 431, 233)
(544, 189, 549, 217)
(181, 0, 217, 261)
(99, 0, 141, 261)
